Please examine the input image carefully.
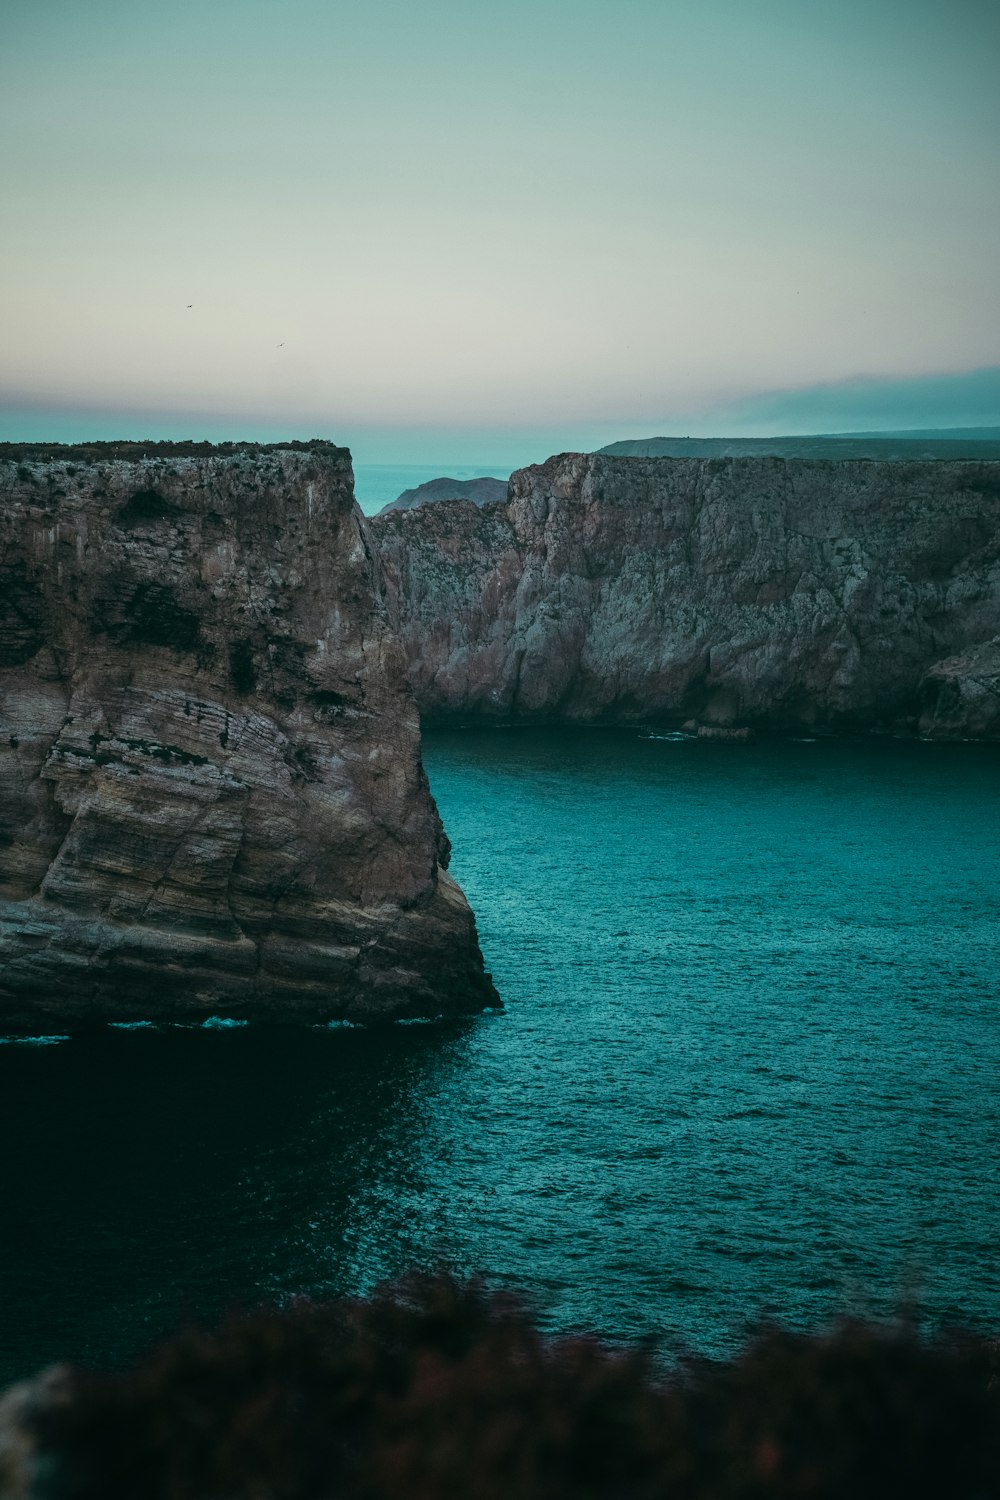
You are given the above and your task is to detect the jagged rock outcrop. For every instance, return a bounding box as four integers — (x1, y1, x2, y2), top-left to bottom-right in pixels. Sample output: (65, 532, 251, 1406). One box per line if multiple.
(0, 442, 498, 1032)
(371, 453, 1000, 737)
(379, 476, 508, 515)
(919, 638, 1000, 739)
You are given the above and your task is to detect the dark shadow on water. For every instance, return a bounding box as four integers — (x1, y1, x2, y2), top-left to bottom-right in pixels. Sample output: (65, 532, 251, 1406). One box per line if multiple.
(0, 1022, 475, 1383)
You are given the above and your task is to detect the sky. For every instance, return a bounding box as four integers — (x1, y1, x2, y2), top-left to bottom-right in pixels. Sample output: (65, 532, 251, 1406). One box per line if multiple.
(1, 0, 998, 465)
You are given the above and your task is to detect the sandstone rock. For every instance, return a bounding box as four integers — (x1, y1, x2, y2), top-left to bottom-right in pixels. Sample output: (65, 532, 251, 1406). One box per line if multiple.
(371, 453, 1000, 737)
(0, 443, 498, 1031)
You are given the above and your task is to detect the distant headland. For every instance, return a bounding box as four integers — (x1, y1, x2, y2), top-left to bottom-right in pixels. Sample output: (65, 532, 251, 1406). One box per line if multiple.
(597, 428, 1000, 460)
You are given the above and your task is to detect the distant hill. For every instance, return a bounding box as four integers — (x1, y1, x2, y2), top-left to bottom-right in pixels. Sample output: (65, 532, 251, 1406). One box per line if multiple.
(379, 475, 508, 514)
(597, 428, 1000, 461)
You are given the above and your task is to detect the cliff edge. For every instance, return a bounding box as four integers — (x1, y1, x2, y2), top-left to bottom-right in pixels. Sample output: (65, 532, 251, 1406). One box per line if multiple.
(371, 453, 1000, 737)
(0, 443, 498, 1031)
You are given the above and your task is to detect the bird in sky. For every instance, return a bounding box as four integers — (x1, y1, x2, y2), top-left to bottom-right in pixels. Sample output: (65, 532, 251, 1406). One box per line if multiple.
(186, 303, 192, 308)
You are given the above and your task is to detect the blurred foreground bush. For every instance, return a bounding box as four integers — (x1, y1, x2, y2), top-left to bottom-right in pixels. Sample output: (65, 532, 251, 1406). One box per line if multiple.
(2, 1272, 998, 1498)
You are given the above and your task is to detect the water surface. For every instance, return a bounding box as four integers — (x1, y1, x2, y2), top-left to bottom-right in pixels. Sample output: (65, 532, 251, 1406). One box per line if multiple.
(1, 731, 997, 1382)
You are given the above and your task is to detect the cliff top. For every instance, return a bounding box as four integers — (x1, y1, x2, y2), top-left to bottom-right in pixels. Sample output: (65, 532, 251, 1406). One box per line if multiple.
(0, 439, 350, 463)
(597, 431, 1000, 460)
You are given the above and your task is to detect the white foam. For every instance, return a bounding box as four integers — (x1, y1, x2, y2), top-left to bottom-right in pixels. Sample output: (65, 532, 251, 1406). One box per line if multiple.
(0, 1034, 70, 1046)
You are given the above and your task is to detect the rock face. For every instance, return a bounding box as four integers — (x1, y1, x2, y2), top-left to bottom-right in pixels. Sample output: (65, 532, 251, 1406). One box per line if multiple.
(379, 476, 508, 515)
(919, 638, 1000, 739)
(0, 442, 498, 1032)
(371, 453, 1000, 737)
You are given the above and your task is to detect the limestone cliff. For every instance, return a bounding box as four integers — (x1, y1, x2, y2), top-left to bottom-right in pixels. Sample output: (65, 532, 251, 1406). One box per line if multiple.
(371, 453, 1000, 737)
(0, 442, 498, 1032)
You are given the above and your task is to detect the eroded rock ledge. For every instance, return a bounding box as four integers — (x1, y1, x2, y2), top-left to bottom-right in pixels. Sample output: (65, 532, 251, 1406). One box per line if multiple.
(0, 443, 498, 1031)
(371, 453, 1000, 738)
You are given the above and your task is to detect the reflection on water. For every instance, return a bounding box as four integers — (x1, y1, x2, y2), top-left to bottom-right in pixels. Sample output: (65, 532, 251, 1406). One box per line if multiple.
(2, 731, 999, 1382)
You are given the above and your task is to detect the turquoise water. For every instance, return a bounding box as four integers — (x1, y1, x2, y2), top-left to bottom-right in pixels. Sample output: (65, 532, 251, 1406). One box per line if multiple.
(1, 732, 998, 1382)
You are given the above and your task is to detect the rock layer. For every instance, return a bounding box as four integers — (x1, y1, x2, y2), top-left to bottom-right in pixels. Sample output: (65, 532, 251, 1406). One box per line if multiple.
(0, 443, 498, 1032)
(371, 453, 1000, 737)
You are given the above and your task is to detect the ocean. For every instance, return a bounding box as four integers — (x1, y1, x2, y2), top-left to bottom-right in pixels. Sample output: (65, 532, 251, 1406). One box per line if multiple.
(1, 730, 997, 1382)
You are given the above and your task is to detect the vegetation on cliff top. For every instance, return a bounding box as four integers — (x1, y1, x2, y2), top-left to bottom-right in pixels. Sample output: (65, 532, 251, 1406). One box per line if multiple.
(0, 440, 350, 464)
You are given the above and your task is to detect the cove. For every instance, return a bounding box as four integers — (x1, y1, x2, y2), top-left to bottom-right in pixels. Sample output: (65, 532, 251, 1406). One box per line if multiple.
(0, 730, 997, 1383)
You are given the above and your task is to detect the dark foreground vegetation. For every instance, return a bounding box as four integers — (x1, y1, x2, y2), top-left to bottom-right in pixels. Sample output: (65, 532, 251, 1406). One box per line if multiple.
(4, 1274, 998, 1499)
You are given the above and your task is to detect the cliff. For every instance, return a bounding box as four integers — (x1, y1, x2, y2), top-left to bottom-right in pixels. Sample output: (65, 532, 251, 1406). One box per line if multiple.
(371, 453, 1000, 737)
(0, 443, 498, 1032)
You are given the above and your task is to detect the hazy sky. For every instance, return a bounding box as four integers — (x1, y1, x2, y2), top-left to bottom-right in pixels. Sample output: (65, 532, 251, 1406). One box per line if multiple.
(2, 0, 998, 458)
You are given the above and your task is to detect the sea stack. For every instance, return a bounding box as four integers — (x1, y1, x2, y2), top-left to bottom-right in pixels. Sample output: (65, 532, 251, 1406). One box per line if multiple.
(0, 442, 498, 1032)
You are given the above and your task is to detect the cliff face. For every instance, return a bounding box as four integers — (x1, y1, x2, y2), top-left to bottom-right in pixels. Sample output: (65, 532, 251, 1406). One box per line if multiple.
(918, 638, 1000, 740)
(371, 454, 1000, 737)
(0, 443, 498, 1032)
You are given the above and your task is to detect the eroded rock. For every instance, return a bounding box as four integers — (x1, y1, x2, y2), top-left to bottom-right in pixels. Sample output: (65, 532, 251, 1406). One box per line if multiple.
(371, 453, 1000, 737)
(919, 638, 1000, 740)
(0, 443, 498, 1031)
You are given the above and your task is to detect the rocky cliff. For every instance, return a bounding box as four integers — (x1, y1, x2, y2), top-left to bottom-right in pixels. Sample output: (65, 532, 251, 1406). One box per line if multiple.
(371, 453, 1000, 738)
(0, 442, 498, 1032)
